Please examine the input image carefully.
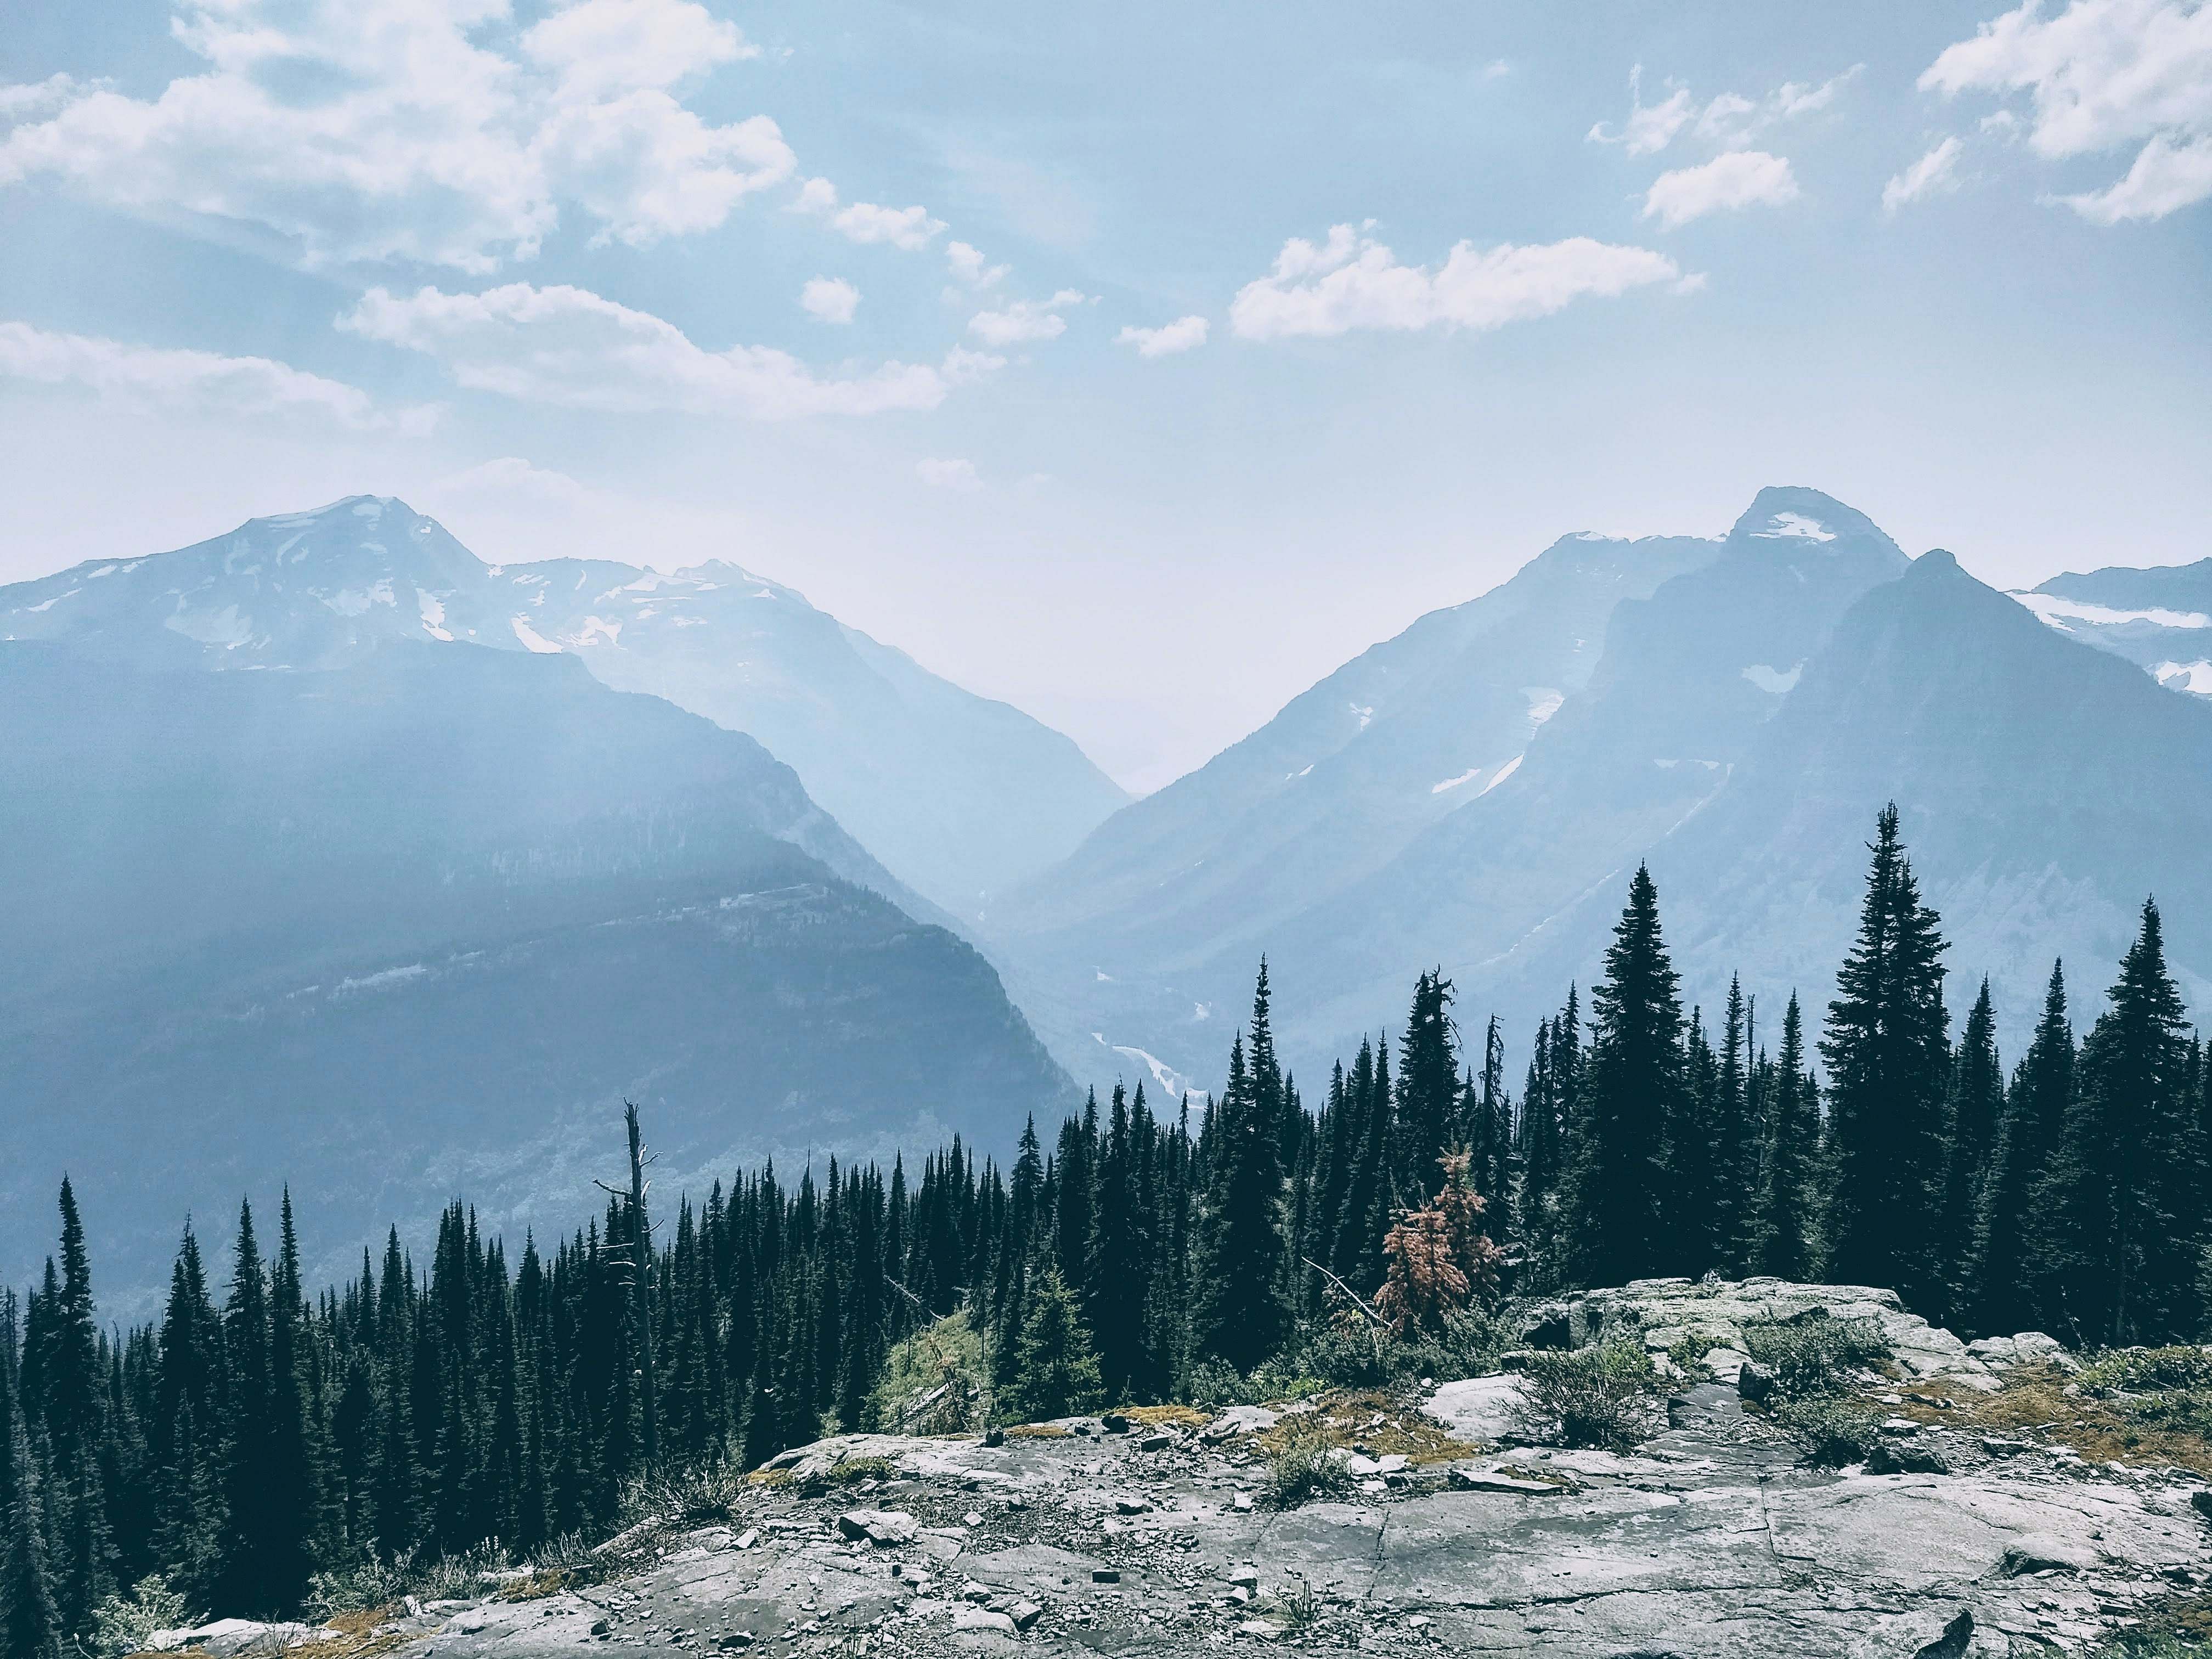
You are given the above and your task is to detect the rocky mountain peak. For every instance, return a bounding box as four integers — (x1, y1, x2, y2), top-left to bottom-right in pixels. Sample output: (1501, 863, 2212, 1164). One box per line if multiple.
(1724, 486, 1905, 574)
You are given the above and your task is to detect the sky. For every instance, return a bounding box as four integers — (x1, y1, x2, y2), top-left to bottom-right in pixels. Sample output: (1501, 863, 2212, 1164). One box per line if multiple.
(2, 1, 2208, 792)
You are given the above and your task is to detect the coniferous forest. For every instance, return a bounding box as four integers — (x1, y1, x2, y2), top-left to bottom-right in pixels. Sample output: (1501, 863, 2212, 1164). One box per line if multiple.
(7, 805, 2211, 1651)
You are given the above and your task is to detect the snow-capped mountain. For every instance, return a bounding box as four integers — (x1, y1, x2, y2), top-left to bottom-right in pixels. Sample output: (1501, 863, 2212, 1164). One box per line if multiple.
(2013, 557, 2212, 698)
(995, 487, 1908, 1093)
(0, 636, 1073, 1307)
(0, 496, 1128, 919)
(1000, 488, 2211, 1097)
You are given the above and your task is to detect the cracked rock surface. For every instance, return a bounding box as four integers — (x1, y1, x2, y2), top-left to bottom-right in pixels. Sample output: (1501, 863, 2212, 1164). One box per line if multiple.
(364, 1375, 2210, 1658)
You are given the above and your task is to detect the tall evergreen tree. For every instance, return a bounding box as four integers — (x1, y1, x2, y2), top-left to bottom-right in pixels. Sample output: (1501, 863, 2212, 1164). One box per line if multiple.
(1001, 1267, 1102, 1423)
(1396, 972, 1459, 1200)
(1937, 981, 2002, 1326)
(2, 1296, 61, 1659)
(2036, 901, 2198, 1345)
(1820, 805, 1953, 1313)
(1709, 977, 1757, 1275)
(1085, 1084, 1151, 1403)
(1195, 997, 1292, 1372)
(1562, 866, 1686, 1286)
(1976, 962, 2073, 1334)
(1751, 995, 1820, 1282)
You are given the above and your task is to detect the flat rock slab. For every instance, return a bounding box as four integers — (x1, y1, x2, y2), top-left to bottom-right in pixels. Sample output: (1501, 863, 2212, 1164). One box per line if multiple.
(1425, 1372, 1522, 1442)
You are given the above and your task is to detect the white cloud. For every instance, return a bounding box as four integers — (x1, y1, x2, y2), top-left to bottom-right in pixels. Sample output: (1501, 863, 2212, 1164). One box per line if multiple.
(1884, 136, 1967, 211)
(0, 74, 97, 121)
(1229, 224, 1682, 340)
(1921, 0, 2212, 221)
(946, 241, 1008, 289)
(2066, 129, 2212, 217)
(915, 457, 981, 490)
(0, 318, 437, 432)
(969, 290, 1087, 346)
(433, 456, 596, 507)
(1589, 68, 1695, 154)
(793, 177, 946, 250)
(337, 282, 977, 417)
(0, 0, 791, 272)
(835, 201, 944, 250)
(1642, 150, 1801, 228)
(799, 276, 860, 324)
(1591, 63, 1861, 154)
(521, 0, 757, 98)
(1116, 316, 1209, 357)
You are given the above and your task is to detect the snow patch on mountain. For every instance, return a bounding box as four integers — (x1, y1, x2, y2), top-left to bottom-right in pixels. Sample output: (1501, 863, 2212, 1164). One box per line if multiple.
(1523, 686, 1565, 726)
(1742, 662, 1804, 694)
(165, 604, 253, 648)
(1755, 511, 1835, 542)
(2013, 591, 2212, 631)
(2156, 660, 2212, 695)
(1477, 754, 1524, 795)
(1090, 1032, 1197, 1101)
(510, 617, 563, 653)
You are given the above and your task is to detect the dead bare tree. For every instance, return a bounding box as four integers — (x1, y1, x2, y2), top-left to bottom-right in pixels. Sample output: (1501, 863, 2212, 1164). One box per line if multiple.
(596, 1100, 659, 1466)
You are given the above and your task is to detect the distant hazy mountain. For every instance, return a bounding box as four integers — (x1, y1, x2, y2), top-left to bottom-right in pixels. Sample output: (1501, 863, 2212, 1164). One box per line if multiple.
(0, 639, 1071, 1310)
(1000, 488, 2211, 1096)
(2016, 558, 2212, 697)
(0, 496, 1127, 917)
(996, 487, 1897, 1092)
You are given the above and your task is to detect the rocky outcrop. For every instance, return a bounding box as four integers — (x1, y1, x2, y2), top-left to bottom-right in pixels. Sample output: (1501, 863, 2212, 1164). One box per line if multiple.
(1532, 1276, 2014, 1390)
(206, 1283, 2212, 1657)
(352, 1389, 2209, 1657)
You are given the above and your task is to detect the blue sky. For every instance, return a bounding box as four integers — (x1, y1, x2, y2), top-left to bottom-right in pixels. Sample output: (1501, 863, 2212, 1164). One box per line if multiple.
(3, 0, 2208, 789)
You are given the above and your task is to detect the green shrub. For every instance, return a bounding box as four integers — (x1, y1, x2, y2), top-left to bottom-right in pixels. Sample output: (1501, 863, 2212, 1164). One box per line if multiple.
(1187, 1356, 1264, 1409)
(621, 1450, 746, 1523)
(307, 1551, 413, 1618)
(1741, 1314, 1892, 1400)
(877, 1308, 988, 1432)
(1774, 1393, 1883, 1466)
(1512, 1338, 1662, 1450)
(1284, 1306, 1513, 1394)
(88, 1575, 195, 1657)
(1265, 1414, 1353, 1509)
(2079, 1346, 2212, 1396)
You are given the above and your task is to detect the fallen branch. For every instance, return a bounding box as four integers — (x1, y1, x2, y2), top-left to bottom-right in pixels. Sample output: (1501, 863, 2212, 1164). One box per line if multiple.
(1302, 1257, 1388, 1330)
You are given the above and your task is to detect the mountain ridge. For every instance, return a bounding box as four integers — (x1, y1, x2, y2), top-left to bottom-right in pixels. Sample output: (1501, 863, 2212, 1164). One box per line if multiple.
(1, 495, 1130, 918)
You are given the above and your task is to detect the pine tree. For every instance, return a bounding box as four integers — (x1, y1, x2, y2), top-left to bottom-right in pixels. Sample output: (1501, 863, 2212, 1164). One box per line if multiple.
(1672, 1005, 1718, 1272)
(2, 1298, 61, 1659)
(2036, 901, 2198, 1345)
(1001, 1267, 1102, 1423)
(1562, 866, 1686, 1286)
(1708, 977, 1756, 1275)
(1821, 805, 1952, 1313)
(1195, 995, 1292, 1372)
(1937, 980, 2002, 1327)
(1751, 995, 1819, 1281)
(1085, 1084, 1150, 1403)
(1396, 972, 1459, 1199)
(1971, 962, 2074, 1335)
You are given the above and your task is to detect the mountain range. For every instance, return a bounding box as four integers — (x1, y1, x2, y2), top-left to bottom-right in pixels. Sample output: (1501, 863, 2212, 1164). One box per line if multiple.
(0, 507, 1084, 1303)
(0, 496, 1126, 919)
(10, 484, 2210, 1303)
(2016, 557, 2212, 698)
(992, 488, 2212, 1097)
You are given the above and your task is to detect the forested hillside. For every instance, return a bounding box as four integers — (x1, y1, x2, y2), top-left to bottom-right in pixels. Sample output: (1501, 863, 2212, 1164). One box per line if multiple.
(7, 805, 2205, 1650)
